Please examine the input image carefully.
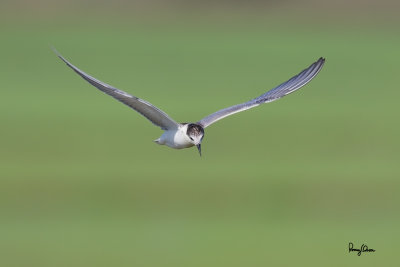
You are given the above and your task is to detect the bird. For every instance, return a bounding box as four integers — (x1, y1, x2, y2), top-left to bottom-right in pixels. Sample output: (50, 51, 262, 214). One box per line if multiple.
(54, 49, 325, 156)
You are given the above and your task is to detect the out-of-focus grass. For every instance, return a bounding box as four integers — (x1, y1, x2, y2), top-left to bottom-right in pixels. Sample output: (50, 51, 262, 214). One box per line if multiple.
(0, 15, 399, 267)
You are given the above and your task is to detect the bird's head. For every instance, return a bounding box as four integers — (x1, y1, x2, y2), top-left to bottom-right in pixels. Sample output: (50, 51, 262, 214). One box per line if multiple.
(187, 123, 204, 156)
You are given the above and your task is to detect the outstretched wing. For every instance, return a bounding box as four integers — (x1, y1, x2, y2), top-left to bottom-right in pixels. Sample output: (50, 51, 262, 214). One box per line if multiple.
(197, 57, 325, 128)
(54, 49, 179, 130)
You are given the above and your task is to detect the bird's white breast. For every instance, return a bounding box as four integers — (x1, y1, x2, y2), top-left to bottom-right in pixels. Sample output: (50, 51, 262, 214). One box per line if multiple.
(158, 124, 193, 149)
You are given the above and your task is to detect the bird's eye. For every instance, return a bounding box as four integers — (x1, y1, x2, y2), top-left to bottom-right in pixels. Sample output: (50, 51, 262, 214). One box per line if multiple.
(189, 137, 194, 141)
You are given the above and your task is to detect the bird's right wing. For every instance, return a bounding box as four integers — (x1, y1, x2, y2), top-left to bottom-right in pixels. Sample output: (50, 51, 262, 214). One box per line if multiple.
(197, 57, 325, 128)
(54, 49, 179, 130)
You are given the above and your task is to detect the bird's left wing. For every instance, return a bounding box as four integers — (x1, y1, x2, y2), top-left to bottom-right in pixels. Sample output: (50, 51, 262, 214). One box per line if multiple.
(197, 57, 325, 128)
(54, 50, 179, 130)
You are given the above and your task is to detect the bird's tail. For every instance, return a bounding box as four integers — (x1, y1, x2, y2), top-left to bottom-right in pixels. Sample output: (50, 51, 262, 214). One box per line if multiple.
(153, 138, 161, 144)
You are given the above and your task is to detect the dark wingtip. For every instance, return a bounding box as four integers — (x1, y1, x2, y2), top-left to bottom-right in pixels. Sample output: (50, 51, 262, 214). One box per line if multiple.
(51, 46, 61, 58)
(51, 47, 71, 67)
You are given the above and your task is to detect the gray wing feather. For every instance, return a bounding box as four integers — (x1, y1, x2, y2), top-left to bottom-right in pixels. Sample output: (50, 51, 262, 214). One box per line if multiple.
(54, 50, 179, 130)
(197, 57, 325, 128)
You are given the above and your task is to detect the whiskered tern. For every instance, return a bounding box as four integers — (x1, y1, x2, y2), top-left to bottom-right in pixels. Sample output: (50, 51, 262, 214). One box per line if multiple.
(54, 49, 325, 156)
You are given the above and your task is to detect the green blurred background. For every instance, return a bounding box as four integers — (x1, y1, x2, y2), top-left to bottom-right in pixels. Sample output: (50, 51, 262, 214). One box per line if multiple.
(1, 0, 399, 266)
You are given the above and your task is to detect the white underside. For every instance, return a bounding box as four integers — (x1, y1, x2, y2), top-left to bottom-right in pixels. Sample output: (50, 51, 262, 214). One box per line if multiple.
(154, 124, 194, 149)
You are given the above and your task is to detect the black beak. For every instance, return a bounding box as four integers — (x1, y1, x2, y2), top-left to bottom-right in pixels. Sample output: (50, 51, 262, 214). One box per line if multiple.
(196, 144, 202, 156)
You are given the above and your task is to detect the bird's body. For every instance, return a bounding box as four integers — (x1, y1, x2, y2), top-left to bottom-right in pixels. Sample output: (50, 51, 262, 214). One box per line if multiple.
(54, 49, 325, 156)
(155, 124, 195, 149)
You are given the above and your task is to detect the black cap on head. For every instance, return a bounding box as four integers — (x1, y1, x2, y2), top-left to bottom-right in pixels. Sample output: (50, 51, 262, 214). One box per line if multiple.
(187, 123, 204, 138)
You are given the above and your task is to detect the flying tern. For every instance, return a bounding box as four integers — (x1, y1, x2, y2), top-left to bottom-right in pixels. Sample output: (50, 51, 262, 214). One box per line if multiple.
(54, 50, 325, 156)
